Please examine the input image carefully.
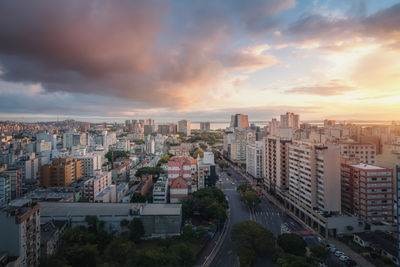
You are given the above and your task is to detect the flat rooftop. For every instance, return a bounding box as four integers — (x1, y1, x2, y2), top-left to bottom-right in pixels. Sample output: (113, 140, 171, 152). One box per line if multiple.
(39, 202, 181, 217)
(350, 164, 386, 170)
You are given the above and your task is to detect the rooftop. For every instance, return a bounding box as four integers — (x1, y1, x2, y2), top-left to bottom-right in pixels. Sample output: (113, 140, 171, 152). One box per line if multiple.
(39, 202, 181, 217)
(350, 164, 386, 170)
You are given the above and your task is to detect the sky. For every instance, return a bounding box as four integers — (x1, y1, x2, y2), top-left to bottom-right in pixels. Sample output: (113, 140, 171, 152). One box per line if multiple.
(0, 0, 400, 123)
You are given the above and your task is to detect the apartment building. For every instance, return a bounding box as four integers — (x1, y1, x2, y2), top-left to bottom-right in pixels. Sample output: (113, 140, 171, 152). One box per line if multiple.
(282, 141, 359, 238)
(264, 136, 291, 198)
(230, 114, 249, 129)
(0, 174, 11, 203)
(0, 199, 41, 267)
(246, 141, 264, 179)
(178, 120, 191, 136)
(341, 163, 394, 223)
(153, 176, 169, 204)
(200, 122, 211, 132)
(0, 168, 22, 200)
(74, 154, 102, 177)
(280, 112, 300, 130)
(170, 177, 189, 203)
(287, 141, 341, 212)
(83, 171, 112, 202)
(111, 161, 130, 184)
(167, 156, 197, 183)
(40, 158, 82, 187)
(340, 142, 376, 165)
(197, 152, 216, 190)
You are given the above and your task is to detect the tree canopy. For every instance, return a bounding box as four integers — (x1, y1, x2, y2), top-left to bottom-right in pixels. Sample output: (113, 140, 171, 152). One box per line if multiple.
(105, 150, 129, 162)
(277, 233, 307, 256)
(135, 166, 164, 178)
(231, 221, 275, 267)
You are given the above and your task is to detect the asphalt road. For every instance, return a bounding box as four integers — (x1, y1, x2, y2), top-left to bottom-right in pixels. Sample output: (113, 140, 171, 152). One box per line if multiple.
(209, 167, 250, 267)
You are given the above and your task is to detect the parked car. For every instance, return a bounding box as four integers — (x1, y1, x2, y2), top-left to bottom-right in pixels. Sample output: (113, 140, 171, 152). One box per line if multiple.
(326, 243, 335, 248)
(345, 259, 357, 266)
(339, 255, 349, 261)
(335, 251, 345, 257)
(329, 247, 337, 253)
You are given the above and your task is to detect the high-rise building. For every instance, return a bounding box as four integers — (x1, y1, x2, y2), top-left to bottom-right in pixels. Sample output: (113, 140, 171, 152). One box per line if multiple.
(0, 174, 11, 203)
(0, 199, 41, 267)
(246, 141, 265, 179)
(145, 118, 155, 125)
(0, 169, 22, 199)
(145, 135, 155, 154)
(39, 158, 82, 187)
(178, 120, 191, 136)
(324, 119, 336, 127)
(287, 141, 341, 212)
(280, 112, 300, 130)
(265, 136, 291, 198)
(230, 114, 249, 129)
(200, 122, 211, 132)
(268, 118, 280, 136)
(341, 163, 394, 223)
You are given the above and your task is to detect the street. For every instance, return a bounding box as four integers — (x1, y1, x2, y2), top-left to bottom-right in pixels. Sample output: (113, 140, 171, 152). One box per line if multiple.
(209, 167, 250, 267)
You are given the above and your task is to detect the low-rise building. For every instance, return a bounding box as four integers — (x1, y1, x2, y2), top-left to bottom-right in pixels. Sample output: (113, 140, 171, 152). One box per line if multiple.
(39, 202, 182, 238)
(170, 177, 188, 203)
(153, 176, 168, 204)
(40, 221, 69, 257)
(83, 171, 112, 202)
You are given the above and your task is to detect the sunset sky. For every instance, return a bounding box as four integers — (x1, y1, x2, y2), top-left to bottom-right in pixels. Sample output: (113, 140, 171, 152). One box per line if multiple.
(0, 0, 399, 122)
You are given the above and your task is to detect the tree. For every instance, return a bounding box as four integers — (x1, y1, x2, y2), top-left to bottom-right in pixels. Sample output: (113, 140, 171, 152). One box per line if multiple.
(129, 218, 145, 242)
(157, 154, 171, 166)
(277, 233, 307, 256)
(105, 150, 129, 162)
(85, 215, 99, 233)
(310, 246, 329, 260)
(237, 184, 253, 194)
(131, 192, 146, 203)
(240, 191, 260, 208)
(231, 221, 275, 266)
(218, 161, 229, 170)
(275, 252, 311, 267)
(199, 143, 208, 151)
(135, 166, 164, 178)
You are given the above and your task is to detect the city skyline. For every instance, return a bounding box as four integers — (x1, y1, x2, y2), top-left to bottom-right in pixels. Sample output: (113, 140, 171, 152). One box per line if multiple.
(0, 0, 400, 122)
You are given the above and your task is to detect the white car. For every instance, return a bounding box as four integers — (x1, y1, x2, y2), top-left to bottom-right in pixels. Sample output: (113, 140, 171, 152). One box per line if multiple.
(335, 251, 345, 257)
(339, 255, 349, 262)
(329, 247, 337, 253)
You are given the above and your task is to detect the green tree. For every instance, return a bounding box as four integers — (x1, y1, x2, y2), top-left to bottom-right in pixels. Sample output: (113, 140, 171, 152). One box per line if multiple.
(129, 218, 145, 242)
(277, 233, 307, 256)
(218, 161, 229, 170)
(157, 154, 171, 165)
(105, 150, 129, 162)
(276, 252, 312, 267)
(171, 242, 196, 266)
(240, 191, 261, 208)
(63, 243, 99, 267)
(231, 221, 275, 266)
(135, 166, 164, 178)
(130, 192, 146, 203)
(85, 215, 99, 233)
(310, 246, 329, 260)
(237, 184, 253, 194)
(199, 143, 208, 151)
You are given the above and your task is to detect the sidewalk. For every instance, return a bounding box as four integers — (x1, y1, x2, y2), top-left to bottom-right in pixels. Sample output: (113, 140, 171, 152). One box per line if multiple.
(328, 239, 374, 267)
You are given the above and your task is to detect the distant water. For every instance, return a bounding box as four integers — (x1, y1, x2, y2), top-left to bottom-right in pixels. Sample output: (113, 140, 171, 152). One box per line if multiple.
(191, 120, 395, 130)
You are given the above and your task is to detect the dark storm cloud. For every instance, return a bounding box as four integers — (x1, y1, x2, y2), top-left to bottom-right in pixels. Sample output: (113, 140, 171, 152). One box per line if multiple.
(0, 0, 290, 108)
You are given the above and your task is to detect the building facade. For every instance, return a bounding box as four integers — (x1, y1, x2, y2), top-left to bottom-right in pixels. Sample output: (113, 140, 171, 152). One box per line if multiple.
(40, 158, 82, 187)
(246, 141, 264, 179)
(341, 163, 394, 223)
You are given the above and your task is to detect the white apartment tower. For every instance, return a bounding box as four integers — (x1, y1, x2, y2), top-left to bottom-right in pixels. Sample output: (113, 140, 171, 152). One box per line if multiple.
(246, 141, 265, 179)
(288, 141, 341, 212)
